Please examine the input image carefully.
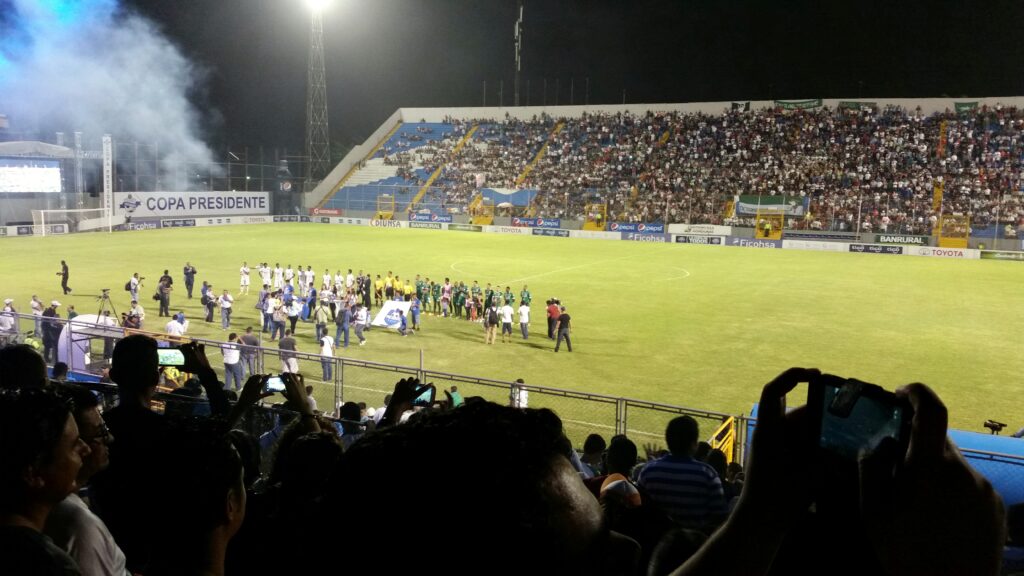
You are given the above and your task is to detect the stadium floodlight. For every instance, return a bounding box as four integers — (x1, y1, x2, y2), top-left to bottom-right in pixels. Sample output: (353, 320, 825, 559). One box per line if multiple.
(305, 0, 331, 13)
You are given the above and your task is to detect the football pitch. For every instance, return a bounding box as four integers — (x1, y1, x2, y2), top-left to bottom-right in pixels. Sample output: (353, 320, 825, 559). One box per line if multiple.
(1, 223, 1022, 431)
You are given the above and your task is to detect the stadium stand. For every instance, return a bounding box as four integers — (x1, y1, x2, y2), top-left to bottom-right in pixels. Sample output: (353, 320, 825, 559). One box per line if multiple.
(316, 103, 1024, 237)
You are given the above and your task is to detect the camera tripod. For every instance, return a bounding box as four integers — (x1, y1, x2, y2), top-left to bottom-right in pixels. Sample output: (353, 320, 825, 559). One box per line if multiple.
(95, 289, 120, 322)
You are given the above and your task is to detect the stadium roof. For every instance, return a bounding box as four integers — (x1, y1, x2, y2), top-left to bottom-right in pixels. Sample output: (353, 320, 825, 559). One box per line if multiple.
(0, 140, 73, 158)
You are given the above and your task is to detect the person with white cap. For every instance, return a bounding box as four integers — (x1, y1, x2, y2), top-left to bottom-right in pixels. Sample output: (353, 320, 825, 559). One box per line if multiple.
(41, 300, 62, 364)
(0, 299, 16, 344)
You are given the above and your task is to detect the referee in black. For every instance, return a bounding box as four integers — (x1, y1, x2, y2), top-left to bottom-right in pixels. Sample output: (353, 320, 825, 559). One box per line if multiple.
(57, 260, 71, 294)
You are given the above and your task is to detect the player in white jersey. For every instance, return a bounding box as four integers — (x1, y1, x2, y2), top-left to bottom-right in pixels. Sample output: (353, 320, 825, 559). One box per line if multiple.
(323, 269, 332, 291)
(346, 269, 355, 290)
(239, 262, 251, 295)
(273, 263, 284, 290)
(284, 265, 295, 288)
(334, 270, 344, 291)
(260, 263, 272, 287)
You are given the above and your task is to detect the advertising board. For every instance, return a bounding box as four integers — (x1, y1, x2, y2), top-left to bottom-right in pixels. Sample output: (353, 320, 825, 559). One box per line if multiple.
(673, 235, 724, 245)
(114, 191, 270, 218)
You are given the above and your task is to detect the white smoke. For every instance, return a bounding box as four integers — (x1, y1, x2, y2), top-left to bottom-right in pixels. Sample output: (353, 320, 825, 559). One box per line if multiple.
(0, 0, 218, 180)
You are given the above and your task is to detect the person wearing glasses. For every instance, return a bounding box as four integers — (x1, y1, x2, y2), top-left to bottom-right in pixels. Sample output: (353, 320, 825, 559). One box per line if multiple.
(46, 384, 127, 575)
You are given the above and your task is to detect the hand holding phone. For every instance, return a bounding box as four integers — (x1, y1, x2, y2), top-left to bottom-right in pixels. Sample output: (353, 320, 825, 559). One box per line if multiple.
(264, 375, 286, 394)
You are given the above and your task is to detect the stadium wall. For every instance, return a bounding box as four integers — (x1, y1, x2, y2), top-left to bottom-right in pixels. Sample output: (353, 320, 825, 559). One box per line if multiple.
(397, 96, 1024, 123)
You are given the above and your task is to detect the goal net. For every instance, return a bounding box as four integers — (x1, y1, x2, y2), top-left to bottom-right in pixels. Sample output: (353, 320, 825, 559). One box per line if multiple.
(31, 208, 120, 235)
(754, 211, 784, 240)
(375, 194, 395, 220)
(582, 202, 607, 231)
(936, 214, 969, 248)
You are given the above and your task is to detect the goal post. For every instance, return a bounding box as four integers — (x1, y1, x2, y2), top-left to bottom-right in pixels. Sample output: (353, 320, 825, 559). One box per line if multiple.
(471, 198, 494, 225)
(31, 208, 119, 236)
(754, 211, 784, 240)
(582, 202, 607, 231)
(375, 194, 395, 220)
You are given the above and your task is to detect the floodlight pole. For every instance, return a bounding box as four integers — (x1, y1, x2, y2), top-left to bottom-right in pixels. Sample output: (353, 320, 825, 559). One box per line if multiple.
(514, 1, 523, 107)
(305, 4, 331, 185)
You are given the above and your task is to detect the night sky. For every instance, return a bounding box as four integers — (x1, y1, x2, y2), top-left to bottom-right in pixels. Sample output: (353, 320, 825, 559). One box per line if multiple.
(115, 0, 1024, 152)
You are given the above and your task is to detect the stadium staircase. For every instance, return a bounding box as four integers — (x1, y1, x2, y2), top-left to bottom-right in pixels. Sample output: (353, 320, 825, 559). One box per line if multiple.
(314, 122, 403, 210)
(514, 121, 565, 187)
(408, 124, 479, 213)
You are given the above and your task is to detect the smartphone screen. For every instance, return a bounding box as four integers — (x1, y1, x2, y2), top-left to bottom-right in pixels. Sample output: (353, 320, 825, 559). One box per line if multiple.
(157, 348, 186, 367)
(818, 383, 904, 460)
(265, 376, 286, 393)
(412, 385, 435, 406)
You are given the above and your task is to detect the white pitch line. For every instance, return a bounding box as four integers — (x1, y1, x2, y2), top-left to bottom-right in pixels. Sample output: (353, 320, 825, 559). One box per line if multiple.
(657, 267, 692, 281)
(450, 261, 471, 276)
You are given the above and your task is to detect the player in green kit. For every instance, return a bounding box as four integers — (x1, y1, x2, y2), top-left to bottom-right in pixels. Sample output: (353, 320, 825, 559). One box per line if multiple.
(520, 284, 531, 306)
(431, 281, 442, 316)
(503, 286, 515, 307)
(454, 282, 466, 318)
(415, 275, 425, 301)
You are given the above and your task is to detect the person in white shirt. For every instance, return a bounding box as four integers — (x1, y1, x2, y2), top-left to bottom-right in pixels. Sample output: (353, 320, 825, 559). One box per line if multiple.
(284, 265, 295, 288)
(346, 269, 355, 291)
(500, 302, 515, 343)
(128, 300, 146, 329)
(165, 314, 187, 339)
(288, 298, 302, 334)
(319, 334, 335, 381)
(354, 305, 368, 345)
(518, 303, 530, 339)
(239, 262, 250, 295)
(322, 269, 332, 291)
(260, 263, 272, 287)
(222, 333, 243, 390)
(30, 294, 44, 336)
(0, 298, 16, 343)
(334, 270, 344, 291)
(273, 263, 284, 290)
(218, 290, 234, 329)
(128, 273, 141, 302)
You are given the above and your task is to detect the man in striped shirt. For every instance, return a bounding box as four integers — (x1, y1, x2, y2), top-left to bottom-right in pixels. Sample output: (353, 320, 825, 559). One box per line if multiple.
(637, 415, 727, 532)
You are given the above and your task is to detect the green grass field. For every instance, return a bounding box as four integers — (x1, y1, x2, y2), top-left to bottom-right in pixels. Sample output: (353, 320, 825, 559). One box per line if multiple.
(1, 223, 1022, 432)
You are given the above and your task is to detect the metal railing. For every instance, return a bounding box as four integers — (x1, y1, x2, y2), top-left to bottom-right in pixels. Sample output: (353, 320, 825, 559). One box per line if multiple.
(6, 311, 748, 457)
(9, 311, 1024, 488)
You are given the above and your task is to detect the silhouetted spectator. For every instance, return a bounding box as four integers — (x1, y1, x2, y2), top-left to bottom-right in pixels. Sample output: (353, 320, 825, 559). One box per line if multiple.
(0, 387, 90, 574)
(45, 384, 127, 575)
(0, 343, 48, 390)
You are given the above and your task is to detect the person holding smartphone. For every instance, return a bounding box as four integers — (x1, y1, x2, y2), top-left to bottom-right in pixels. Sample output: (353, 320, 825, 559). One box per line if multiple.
(676, 369, 1005, 576)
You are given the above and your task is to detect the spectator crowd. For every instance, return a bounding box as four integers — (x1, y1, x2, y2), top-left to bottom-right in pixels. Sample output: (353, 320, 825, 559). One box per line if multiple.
(371, 104, 1024, 236)
(0, 337, 1018, 575)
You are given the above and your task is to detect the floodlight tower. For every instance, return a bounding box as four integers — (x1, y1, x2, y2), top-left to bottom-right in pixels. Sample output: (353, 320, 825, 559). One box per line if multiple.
(305, 0, 331, 183)
(514, 1, 523, 107)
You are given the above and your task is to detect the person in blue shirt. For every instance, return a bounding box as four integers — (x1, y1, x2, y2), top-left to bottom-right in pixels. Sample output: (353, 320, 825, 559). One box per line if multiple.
(410, 296, 421, 331)
(334, 304, 352, 348)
